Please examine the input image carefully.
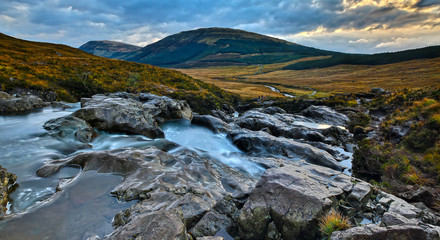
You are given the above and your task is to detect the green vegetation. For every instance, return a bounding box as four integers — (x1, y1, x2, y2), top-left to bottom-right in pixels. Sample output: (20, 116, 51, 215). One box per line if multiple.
(318, 210, 351, 239)
(0, 32, 239, 113)
(352, 89, 440, 202)
(119, 27, 334, 68)
(283, 46, 440, 70)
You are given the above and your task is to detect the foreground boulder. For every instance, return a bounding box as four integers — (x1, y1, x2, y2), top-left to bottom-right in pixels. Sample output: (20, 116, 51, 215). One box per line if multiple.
(238, 161, 440, 240)
(0, 91, 47, 113)
(0, 166, 16, 215)
(37, 147, 256, 239)
(238, 163, 351, 240)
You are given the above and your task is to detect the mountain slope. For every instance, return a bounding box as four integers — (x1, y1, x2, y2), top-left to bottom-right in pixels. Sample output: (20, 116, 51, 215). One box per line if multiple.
(0, 33, 239, 112)
(118, 27, 335, 68)
(79, 40, 141, 58)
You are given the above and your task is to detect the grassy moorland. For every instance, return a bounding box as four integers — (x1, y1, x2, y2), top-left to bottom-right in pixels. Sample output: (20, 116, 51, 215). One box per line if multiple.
(349, 88, 440, 208)
(0, 33, 239, 113)
(179, 56, 440, 98)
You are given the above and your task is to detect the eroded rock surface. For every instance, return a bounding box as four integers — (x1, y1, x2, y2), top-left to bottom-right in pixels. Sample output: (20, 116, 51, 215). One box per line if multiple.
(0, 166, 16, 215)
(0, 91, 47, 113)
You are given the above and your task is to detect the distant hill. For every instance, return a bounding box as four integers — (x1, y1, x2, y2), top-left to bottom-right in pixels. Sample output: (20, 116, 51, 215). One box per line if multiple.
(283, 46, 440, 70)
(82, 27, 440, 69)
(86, 27, 335, 68)
(79, 40, 141, 58)
(0, 33, 239, 112)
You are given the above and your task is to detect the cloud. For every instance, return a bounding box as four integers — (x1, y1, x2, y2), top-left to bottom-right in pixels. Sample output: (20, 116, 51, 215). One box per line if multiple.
(0, 0, 438, 53)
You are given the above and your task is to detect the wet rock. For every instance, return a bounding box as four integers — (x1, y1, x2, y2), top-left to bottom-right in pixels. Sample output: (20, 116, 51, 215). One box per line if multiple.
(0, 166, 16, 215)
(8, 88, 57, 102)
(211, 110, 232, 123)
(107, 208, 189, 240)
(0, 91, 13, 100)
(43, 115, 96, 143)
(73, 95, 164, 138)
(37, 147, 257, 238)
(192, 115, 230, 133)
(234, 109, 351, 146)
(197, 237, 224, 240)
(0, 94, 47, 113)
(139, 93, 193, 123)
(301, 105, 349, 126)
(238, 163, 352, 240)
(228, 129, 343, 171)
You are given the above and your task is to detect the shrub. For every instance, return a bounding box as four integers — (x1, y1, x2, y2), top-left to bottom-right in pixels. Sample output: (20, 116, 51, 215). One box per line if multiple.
(319, 210, 351, 239)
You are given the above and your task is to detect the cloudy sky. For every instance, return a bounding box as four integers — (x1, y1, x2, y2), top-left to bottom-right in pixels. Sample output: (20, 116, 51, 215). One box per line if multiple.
(0, 0, 439, 53)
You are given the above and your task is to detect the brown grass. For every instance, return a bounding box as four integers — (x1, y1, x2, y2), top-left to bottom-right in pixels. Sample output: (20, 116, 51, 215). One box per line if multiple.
(178, 57, 440, 98)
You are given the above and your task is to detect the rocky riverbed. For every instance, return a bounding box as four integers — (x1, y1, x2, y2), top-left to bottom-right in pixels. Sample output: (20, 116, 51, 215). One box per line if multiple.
(0, 91, 439, 239)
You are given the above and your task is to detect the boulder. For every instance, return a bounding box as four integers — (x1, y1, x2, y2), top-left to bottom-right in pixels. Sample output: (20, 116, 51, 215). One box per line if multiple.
(301, 105, 349, 126)
(330, 224, 428, 240)
(190, 211, 233, 238)
(73, 95, 164, 138)
(238, 163, 353, 240)
(0, 94, 47, 113)
(192, 115, 231, 133)
(228, 129, 343, 171)
(43, 115, 96, 143)
(0, 166, 16, 215)
(108, 208, 190, 240)
(37, 147, 257, 238)
(139, 93, 193, 122)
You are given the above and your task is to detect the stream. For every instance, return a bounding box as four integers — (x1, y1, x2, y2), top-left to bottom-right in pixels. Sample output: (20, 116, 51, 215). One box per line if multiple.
(0, 103, 352, 239)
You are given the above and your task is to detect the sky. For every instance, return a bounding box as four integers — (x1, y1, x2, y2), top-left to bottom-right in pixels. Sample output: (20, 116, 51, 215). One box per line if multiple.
(0, 0, 439, 54)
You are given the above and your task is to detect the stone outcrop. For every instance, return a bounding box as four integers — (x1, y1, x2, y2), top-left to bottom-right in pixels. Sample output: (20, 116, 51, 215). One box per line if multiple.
(237, 161, 440, 240)
(43, 115, 96, 143)
(301, 105, 350, 126)
(72, 93, 192, 139)
(229, 129, 343, 171)
(0, 91, 47, 113)
(36, 146, 256, 239)
(0, 166, 16, 215)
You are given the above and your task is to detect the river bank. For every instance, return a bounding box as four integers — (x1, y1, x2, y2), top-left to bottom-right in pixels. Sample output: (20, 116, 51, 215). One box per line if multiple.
(0, 90, 439, 239)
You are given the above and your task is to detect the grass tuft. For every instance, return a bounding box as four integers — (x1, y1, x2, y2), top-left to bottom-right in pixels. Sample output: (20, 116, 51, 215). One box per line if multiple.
(318, 209, 351, 239)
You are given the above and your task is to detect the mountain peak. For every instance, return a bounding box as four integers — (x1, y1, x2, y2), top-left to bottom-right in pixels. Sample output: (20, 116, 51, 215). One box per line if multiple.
(79, 40, 142, 58)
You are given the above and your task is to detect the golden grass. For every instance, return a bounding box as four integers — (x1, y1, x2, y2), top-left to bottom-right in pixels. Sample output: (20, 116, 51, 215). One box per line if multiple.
(319, 210, 351, 238)
(178, 57, 440, 98)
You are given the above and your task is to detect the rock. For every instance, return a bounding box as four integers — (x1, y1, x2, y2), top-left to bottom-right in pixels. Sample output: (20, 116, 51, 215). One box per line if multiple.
(301, 105, 350, 126)
(348, 182, 372, 207)
(211, 110, 232, 123)
(139, 93, 193, 122)
(190, 211, 233, 238)
(0, 94, 47, 113)
(0, 166, 16, 215)
(331, 224, 428, 240)
(233, 109, 351, 146)
(73, 95, 164, 138)
(197, 237, 224, 240)
(238, 163, 352, 240)
(107, 208, 190, 240)
(8, 88, 57, 102)
(253, 106, 286, 115)
(0, 91, 13, 100)
(228, 129, 343, 171)
(399, 187, 435, 207)
(43, 115, 96, 143)
(192, 115, 230, 133)
(37, 147, 257, 238)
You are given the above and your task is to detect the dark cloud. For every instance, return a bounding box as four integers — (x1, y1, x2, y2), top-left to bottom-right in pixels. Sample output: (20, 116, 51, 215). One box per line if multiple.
(0, 0, 438, 53)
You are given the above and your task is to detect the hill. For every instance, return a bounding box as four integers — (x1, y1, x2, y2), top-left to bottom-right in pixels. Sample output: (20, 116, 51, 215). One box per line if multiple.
(79, 40, 141, 59)
(0, 33, 239, 113)
(82, 28, 440, 70)
(110, 27, 335, 68)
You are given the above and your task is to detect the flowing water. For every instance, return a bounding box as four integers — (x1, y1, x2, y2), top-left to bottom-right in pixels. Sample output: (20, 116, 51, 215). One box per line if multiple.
(0, 104, 352, 239)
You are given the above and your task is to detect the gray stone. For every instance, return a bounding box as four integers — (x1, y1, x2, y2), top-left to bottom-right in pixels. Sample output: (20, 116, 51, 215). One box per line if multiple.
(348, 182, 371, 207)
(192, 115, 230, 133)
(190, 211, 233, 238)
(73, 95, 164, 138)
(0, 95, 47, 113)
(301, 105, 350, 126)
(43, 115, 96, 143)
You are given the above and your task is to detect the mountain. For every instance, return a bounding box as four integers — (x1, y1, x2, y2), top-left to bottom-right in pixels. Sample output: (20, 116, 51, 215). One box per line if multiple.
(0, 32, 238, 112)
(82, 27, 440, 69)
(79, 40, 141, 59)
